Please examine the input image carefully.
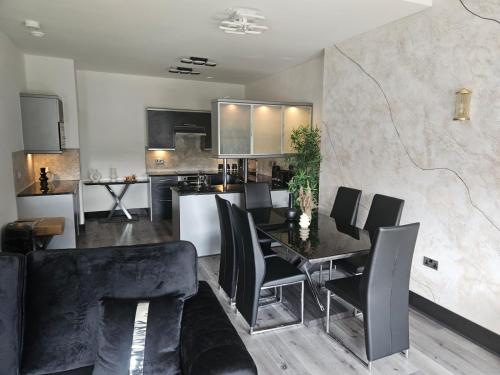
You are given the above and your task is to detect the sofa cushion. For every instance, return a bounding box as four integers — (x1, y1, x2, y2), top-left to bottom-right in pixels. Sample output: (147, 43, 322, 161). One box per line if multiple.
(0, 253, 25, 375)
(93, 295, 183, 375)
(22, 241, 197, 375)
(181, 282, 257, 375)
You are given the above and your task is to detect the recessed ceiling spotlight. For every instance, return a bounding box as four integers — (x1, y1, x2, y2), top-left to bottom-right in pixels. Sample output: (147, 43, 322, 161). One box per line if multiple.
(179, 56, 217, 67)
(168, 66, 200, 75)
(206, 76, 214, 79)
(219, 8, 268, 35)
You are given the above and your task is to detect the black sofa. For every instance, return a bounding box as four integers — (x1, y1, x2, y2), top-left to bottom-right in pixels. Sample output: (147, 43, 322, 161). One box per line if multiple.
(0, 241, 257, 375)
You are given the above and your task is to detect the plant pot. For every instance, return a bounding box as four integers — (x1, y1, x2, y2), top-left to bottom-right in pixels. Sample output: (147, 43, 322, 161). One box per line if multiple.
(299, 213, 311, 229)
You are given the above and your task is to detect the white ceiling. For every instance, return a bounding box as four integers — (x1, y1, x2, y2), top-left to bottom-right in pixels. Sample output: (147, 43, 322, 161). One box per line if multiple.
(0, 0, 430, 84)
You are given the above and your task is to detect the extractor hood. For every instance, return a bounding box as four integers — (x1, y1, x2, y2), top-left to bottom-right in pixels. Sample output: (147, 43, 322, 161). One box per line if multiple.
(174, 123, 207, 135)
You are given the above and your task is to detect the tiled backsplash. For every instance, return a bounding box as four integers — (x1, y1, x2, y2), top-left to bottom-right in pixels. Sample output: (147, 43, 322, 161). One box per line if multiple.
(146, 134, 219, 172)
(11, 149, 81, 193)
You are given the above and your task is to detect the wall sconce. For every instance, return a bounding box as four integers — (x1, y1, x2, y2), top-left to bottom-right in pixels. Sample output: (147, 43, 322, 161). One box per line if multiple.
(453, 88, 472, 121)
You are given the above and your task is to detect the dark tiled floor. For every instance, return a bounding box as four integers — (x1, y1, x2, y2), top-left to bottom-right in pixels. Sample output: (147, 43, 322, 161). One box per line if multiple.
(77, 215, 172, 248)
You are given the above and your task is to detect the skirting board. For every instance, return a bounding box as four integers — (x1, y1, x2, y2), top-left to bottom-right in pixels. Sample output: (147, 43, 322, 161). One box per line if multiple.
(84, 208, 149, 220)
(409, 291, 499, 355)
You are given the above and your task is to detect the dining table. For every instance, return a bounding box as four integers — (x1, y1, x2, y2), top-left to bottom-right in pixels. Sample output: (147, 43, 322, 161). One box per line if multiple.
(248, 207, 371, 311)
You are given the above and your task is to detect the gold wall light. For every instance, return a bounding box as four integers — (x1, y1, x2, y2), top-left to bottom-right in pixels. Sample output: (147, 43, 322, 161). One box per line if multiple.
(453, 88, 472, 121)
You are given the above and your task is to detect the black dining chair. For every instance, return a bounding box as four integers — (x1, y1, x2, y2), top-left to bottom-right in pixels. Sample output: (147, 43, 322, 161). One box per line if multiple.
(232, 204, 306, 334)
(337, 194, 404, 275)
(325, 223, 420, 370)
(215, 195, 239, 304)
(317, 187, 362, 283)
(244, 182, 277, 256)
(244, 182, 273, 209)
(215, 195, 276, 305)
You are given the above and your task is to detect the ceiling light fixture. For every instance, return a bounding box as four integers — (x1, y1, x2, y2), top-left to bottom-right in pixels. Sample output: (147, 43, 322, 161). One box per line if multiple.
(180, 56, 217, 67)
(24, 19, 45, 37)
(218, 8, 268, 35)
(168, 66, 200, 75)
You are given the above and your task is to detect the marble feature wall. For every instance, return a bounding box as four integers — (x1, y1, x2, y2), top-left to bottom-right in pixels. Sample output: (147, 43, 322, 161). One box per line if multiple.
(11, 150, 34, 193)
(146, 134, 219, 172)
(320, 0, 500, 333)
(32, 149, 81, 181)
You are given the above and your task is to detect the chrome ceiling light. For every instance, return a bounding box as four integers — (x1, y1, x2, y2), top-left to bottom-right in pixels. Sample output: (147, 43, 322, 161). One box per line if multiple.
(219, 8, 268, 35)
(180, 57, 217, 67)
(168, 66, 200, 75)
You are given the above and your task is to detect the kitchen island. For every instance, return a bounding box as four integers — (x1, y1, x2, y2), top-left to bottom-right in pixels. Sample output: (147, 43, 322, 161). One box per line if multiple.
(172, 184, 288, 257)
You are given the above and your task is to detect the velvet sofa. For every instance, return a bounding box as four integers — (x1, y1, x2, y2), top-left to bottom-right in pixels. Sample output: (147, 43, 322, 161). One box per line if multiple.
(0, 241, 257, 375)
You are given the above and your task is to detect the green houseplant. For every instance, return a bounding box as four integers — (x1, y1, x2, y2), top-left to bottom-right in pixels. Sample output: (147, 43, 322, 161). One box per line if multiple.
(287, 125, 321, 215)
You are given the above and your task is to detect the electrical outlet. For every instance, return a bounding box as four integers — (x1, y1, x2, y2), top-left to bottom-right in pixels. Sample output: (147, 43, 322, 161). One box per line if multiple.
(155, 159, 165, 166)
(423, 256, 438, 270)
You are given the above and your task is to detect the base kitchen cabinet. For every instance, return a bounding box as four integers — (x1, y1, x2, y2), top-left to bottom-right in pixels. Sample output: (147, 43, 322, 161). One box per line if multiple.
(149, 175, 178, 221)
(16, 181, 80, 249)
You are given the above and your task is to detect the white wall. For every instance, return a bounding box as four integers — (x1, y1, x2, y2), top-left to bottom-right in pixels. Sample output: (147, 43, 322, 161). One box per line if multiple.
(0, 31, 26, 227)
(245, 54, 324, 127)
(24, 55, 80, 148)
(77, 70, 244, 212)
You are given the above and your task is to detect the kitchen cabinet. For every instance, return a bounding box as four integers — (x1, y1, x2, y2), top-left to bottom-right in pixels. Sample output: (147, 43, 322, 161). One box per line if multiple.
(211, 99, 313, 158)
(219, 103, 251, 154)
(253, 104, 282, 155)
(147, 109, 176, 150)
(149, 175, 178, 221)
(147, 108, 211, 150)
(283, 106, 313, 153)
(20, 93, 65, 153)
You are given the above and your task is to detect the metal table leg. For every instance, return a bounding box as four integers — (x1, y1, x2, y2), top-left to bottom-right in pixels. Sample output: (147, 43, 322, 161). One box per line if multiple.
(104, 184, 132, 220)
(298, 260, 325, 311)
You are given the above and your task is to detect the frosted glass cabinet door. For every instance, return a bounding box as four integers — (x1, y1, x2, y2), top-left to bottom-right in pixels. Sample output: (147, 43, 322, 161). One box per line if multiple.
(252, 105, 282, 155)
(219, 103, 251, 154)
(283, 106, 312, 153)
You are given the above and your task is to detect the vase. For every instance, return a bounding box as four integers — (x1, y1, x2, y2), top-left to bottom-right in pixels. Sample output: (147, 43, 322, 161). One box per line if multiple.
(299, 213, 310, 229)
(110, 168, 118, 181)
(89, 169, 102, 183)
(299, 227, 310, 241)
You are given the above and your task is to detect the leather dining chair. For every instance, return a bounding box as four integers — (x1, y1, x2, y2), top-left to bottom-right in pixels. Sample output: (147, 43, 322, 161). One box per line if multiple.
(330, 186, 362, 226)
(318, 187, 362, 283)
(325, 223, 420, 370)
(215, 195, 276, 305)
(337, 194, 404, 275)
(232, 204, 306, 334)
(244, 182, 273, 210)
(244, 183, 276, 257)
(215, 195, 239, 304)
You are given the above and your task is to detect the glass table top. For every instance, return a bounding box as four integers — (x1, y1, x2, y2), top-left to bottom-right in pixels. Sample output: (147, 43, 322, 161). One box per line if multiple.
(249, 208, 371, 264)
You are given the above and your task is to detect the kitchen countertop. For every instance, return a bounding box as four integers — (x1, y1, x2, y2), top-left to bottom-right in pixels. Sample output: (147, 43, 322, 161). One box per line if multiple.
(17, 180, 79, 197)
(148, 169, 220, 176)
(171, 183, 288, 196)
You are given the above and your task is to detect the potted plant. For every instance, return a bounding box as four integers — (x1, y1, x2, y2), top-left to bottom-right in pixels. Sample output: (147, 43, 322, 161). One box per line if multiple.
(287, 125, 321, 226)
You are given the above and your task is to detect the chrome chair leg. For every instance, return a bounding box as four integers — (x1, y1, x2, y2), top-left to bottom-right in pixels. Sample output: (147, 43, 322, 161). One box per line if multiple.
(250, 280, 304, 335)
(319, 264, 323, 285)
(329, 260, 333, 280)
(325, 290, 372, 370)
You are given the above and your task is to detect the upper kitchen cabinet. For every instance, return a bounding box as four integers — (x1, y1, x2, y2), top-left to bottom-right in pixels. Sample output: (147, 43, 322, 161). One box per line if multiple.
(211, 99, 312, 157)
(20, 93, 65, 153)
(219, 103, 251, 154)
(253, 104, 282, 155)
(283, 105, 313, 153)
(146, 108, 211, 150)
(147, 108, 176, 150)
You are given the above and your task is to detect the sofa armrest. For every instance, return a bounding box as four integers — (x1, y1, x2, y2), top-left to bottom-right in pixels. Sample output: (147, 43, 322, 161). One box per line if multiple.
(181, 282, 257, 375)
(0, 253, 25, 374)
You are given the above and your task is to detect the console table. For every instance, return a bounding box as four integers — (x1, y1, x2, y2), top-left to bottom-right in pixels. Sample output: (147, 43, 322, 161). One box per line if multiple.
(84, 180, 148, 221)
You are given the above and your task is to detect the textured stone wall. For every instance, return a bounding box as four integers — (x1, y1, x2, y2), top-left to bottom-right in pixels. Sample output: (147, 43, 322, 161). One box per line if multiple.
(320, 0, 500, 333)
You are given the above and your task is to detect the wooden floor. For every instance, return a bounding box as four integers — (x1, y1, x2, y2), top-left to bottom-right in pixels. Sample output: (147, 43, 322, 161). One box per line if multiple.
(77, 218, 499, 374)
